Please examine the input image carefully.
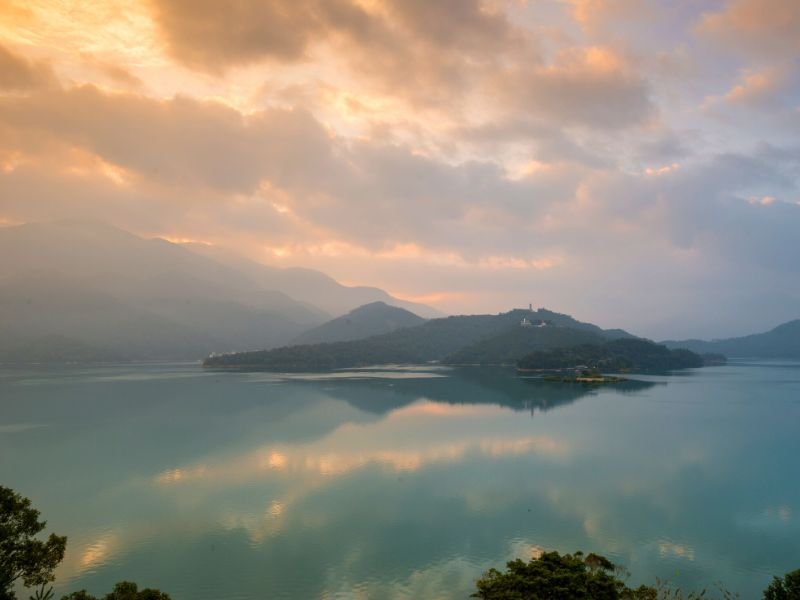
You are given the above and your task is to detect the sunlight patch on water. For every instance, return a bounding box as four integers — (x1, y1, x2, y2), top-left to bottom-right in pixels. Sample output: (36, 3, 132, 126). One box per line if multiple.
(658, 540, 696, 561)
(737, 504, 798, 532)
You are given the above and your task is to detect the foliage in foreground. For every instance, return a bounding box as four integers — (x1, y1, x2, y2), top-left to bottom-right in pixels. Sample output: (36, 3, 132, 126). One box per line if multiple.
(4, 484, 799, 600)
(474, 551, 800, 600)
(61, 582, 170, 600)
(472, 551, 658, 599)
(763, 569, 800, 600)
(0, 486, 66, 599)
(0, 486, 169, 600)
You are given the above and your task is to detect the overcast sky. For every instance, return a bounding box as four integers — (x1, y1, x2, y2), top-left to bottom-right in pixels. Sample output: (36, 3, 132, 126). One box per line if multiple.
(1, 0, 798, 339)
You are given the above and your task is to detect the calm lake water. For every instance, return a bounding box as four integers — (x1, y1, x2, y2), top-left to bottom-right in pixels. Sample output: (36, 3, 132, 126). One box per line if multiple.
(1, 361, 799, 599)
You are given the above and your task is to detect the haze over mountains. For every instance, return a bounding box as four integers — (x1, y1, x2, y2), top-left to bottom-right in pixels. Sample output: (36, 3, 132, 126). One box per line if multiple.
(0, 221, 439, 362)
(184, 243, 443, 319)
(663, 320, 800, 359)
(2, 220, 799, 365)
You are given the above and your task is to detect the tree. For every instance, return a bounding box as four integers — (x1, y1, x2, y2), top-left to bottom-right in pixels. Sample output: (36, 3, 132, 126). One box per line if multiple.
(764, 569, 800, 600)
(472, 550, 657, 600)
(61, 581, 170, 600)
(2, 487, 170, 600)
(0, 486, 66, 600)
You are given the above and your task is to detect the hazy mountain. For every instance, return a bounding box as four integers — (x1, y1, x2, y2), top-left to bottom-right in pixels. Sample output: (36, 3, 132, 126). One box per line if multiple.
(0, 221, 330, 361)
(293, 301, 426, 345)
(204, 308, 637, 371)
(663, 319, 800, 358)
(184, 243, 444, 319)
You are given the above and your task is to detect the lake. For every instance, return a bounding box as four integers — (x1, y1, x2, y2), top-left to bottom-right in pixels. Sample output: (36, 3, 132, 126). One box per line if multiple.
(1, 361, 798, 599)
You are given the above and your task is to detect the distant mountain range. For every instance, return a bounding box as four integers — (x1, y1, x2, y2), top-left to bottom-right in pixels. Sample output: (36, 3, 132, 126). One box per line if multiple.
(5, 220, 797, 366)
(184, 243, 443, 319)
(204, 308, 638, 371)
(293, 301, 426, 345)
(663, 320, 800, 358)
(0, 221, 440, 362)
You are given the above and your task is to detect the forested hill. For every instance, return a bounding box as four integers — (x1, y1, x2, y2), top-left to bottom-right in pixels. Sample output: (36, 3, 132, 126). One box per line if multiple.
(204, 308, 634, 371)
(442, 326, 605, 366)
(293, 301, 425, 345)
(518, 338, 706, 373)
(662, 319, 800, 358)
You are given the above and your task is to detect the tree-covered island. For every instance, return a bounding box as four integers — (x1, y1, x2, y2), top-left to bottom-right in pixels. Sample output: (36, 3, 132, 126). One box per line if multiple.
(203, 308, 718, 374)
(517, 338, 715, 374)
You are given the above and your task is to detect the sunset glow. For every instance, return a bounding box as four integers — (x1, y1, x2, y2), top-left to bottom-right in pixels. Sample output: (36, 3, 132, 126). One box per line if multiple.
(1, 0, 798, 337)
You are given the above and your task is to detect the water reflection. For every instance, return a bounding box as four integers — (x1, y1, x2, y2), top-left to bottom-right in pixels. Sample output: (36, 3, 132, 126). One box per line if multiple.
(0, 363, 797, 599)
(317, 366, 659, 415)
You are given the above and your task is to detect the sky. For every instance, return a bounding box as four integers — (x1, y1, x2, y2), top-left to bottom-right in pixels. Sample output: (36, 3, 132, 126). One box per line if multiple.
(0, 0, 798, 339)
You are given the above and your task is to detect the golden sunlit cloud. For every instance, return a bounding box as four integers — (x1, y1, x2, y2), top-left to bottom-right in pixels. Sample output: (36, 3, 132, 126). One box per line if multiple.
(645, 163, 679, 177)
(384, 290, 469, 306)
(1, 151, 27, 173)
(257, 238, 562, 274)
(0, 0, 159, 67)
(748, 195, 776, 206)
(158, 235, 214, 245)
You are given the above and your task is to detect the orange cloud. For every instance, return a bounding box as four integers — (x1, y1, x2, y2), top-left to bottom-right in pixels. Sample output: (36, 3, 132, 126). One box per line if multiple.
(491, 45, 653, 129)
(0, 43, 56, 90)
(645, 163, 679, 177)
(569, 0, 648, 32)
(723, 67, 787, 107)
(385, 290, 468, 306)
(696, 0, 800, 58)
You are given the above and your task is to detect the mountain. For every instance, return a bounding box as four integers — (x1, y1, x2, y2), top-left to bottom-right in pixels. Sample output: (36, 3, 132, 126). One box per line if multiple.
(0, 221, 329, 361)
(293, 301, 426, 345)
(204, 308, 637, 371)
(183, 243, 444, 319)
(663, 319, 800, 358)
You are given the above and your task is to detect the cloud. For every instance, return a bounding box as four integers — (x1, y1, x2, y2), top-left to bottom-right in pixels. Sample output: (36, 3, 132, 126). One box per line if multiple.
(569, 0, 649, 32)
(379, 0, 515, 53)
(0, 85, 336, 193)
(491, 46, 654, 129)
(0, 83, 580, 253)
(0, 43, 56, 90)
(721, 67, 791, 108)
(147, 0, 366, 71)
(83, 56, 145, 90)
(1, 0, 799, 338)
(148, 0, 517, 74)
(2, 79, 798, 335)
(635, 129, 696, 164)
(455, 117, 614, 168)
(696, 0, 800, 59)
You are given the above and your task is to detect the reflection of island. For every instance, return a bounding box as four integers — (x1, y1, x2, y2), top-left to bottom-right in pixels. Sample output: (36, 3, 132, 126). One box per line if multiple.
(293, 367, 659, 416)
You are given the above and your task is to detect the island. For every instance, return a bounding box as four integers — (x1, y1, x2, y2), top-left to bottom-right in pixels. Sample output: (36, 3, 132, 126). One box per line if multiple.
(204, 308, 717, 376)
(516, 338, 710, 374)
(541, 371, 628, 385)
